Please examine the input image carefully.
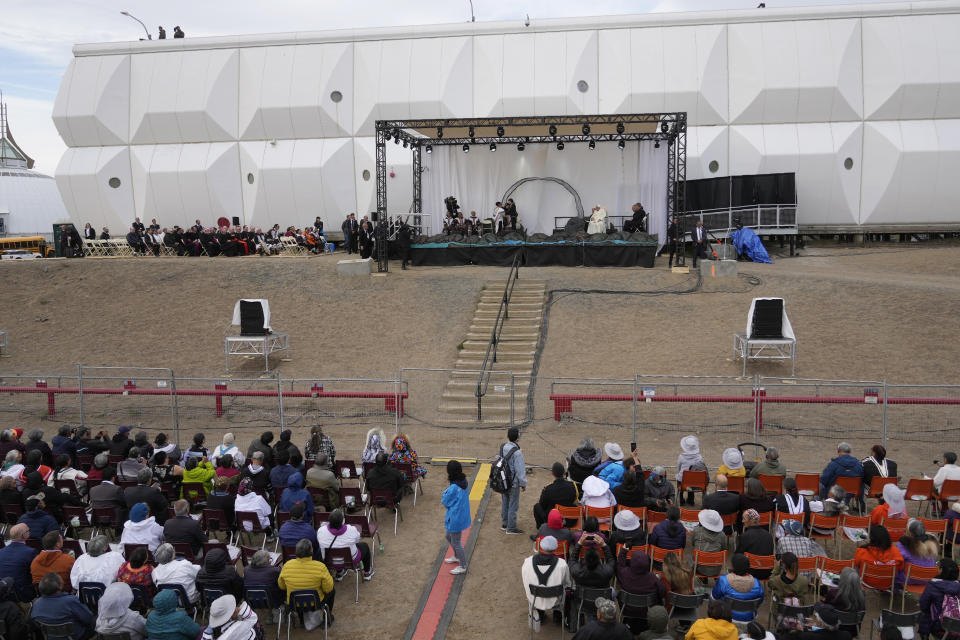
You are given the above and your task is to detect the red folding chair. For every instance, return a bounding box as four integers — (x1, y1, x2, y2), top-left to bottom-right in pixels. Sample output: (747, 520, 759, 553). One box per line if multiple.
(868, 477, 900, 502)
(582, 505, 614, 532)
(338, 486, 367, 513)
(794, 473, 820, 498)
(835, 477, 863, 514)
(679, 470, 709, 506)
(693, 549, 727, 582)
(744, 553, 776, 584)
(727, 476, 745, 494)
(758, 474, 784, 496)
(614, 543, 645, 561)
(201, 508, 232, 544)
(679, 508, 701, 533)
(919, 517, 947, 555)
(334, 459, 360, 485)
(817, 557, 854, 592)
(900, 564, 940, 612)
(616, 505, 646, 532)
(235, 511, 268, 548)
(345, 514, 381, 551)
(809, 514, 839, 554)
(90, 507, 117, 539)
(534, 538, 568, 559)
(860, 562, 897, 609)
(171, 542, 196, 563)
(904, 478, 935, 517)
(649, 545, 683, 573)
(646, 510, 667, 533)
(368, 488, 402, 536)
(391, 462, 423, 507)
(556, 505, 582, 531)
(796, 556, 819, 575)
(775, 512, 804, 529)
(323, 546, 363, 603)
(838, 514, 871, 557)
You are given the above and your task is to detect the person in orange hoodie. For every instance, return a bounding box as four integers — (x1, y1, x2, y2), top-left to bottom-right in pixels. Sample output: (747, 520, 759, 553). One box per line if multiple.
(30, 531, 75, 588)
(853, 525, 903, 589)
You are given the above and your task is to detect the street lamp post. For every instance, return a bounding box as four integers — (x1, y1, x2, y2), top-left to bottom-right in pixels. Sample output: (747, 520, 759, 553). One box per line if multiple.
(120, 11, 152, 40)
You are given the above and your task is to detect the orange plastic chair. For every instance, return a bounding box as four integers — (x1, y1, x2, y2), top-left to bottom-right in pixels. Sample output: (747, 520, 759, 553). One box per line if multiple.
(617, 505, 647, 531)
(794, 473, 820, 498)
(556, 505, 582, 531)
(835, 477, 863, 502)
(796, 556, 819, 574)
(758, 474, 784, 496)
(679, 508, 701, 532)
(860, 562, 897, 609)
(616, 543, 647, 560)
(535, 538, 569, 559)
(809, 514, 839, 554)
(756, 511, 773, 529)
(679, 470, 709, 505)
(939, 479, 960, 502)
(868, 477, 899, 500)
(727, 476, 745, 494)
(649, 545, 684, 572)
(901, 564, 940, 612)
(744, 553, 776, 583)
(919, 518, 947, 553)
(775, 512, 804, 528)
(693, 549, 727, 581)
(582, 505, 614, 532)
(905, 478, 935, 517)
(882, 516, 909, 530)
(720, 511, 738, 533)
(817, 557, 855, 591)
(646, 510, 667, 533)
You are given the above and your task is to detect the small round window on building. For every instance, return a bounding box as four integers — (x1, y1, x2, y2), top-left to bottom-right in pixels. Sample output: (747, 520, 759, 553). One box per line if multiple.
(844, 157, 854, 170)
(330, 91, 343, 103)
(362, 169, 371, 181)
(708, 160, 719, 174)
(576, 80, 589, 93)
(247, 173, 255, 184)
(108, 177, 121, 189)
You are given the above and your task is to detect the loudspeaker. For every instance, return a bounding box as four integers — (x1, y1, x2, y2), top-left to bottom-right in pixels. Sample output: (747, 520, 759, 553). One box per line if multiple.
(232, 216, 240, 226)
(371, 212, 379, 222)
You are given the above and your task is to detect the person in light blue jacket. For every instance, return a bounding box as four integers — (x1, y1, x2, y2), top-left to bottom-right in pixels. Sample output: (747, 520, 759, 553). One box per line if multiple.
(442, 460, 471, 576)
(597, 442, 626, 490)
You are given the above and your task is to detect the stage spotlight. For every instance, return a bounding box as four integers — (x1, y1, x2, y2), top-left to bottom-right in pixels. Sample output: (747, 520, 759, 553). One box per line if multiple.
(384, 131, 391, 141)
(581, 124, 590, 135)
(468, 125, 475, 138)
(616, 122, 625, 134)
(437, 127, 443, 138)
(654, 140, 660, 149)
(517, 142, 525, 151)
(618, 139, 625, 150)
(548, 124, 557, 137)
(497, 126, 505, 137)
(557, 141, 565, 151)
(462, 144, 470, 153)
(588, 140, 596, 150)
(392, 128, 400, 139)
(394, 137, 400, 145)
(661, 122, 669, 134)
(425, 145, 433, 154)
(402, 140, 408, 148)
(489, 142, 497, 152)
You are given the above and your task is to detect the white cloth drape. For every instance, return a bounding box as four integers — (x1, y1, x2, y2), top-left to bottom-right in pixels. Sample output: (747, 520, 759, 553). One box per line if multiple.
(422, 140, 669, 245)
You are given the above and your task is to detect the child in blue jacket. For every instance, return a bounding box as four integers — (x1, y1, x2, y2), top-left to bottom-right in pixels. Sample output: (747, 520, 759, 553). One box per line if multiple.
(442, 460, 471, 575)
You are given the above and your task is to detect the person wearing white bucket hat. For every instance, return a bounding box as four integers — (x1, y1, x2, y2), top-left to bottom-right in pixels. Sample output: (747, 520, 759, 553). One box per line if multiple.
(691, 510, 727, 578)
(610, 508, 647, 548)
(718, 447, 746, 478)
(594, 443, 626, 490)
(677, 435, 707, 506)
(204, 594, 258, 640)
(581, 476, 616, 510)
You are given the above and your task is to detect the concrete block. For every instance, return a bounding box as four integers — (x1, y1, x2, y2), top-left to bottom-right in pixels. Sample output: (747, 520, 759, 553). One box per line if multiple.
(337, 258, 372, 276)
(699, 259, 738, 277)
(713, 244, 738, 260)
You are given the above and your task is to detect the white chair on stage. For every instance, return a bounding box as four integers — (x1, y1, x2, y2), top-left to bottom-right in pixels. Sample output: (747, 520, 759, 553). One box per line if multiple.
(224, 299, 290, 372)
(733, 297, 796, 376)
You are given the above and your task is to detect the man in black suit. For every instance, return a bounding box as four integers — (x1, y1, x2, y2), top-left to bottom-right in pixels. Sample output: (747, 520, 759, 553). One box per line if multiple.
(702, 474, 740, 534)
(88, 467, 127, 525)
(624, 203, 646, 233)
(163, 500, 205, 556)
(691, 219, 708, 267)
(341, 214, 353, 254)
(124, 468, 170, 524)
(667, 215, 680, 268)
(505, 199, 518, 231)
(533, 462, 578, 530)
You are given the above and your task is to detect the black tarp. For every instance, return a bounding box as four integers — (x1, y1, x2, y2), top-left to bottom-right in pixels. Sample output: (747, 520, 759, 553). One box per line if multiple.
(410, 243, 657, 268)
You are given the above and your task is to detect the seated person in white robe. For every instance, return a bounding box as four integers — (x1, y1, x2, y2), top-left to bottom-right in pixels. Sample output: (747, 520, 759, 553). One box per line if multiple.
(586, 206, 608, 234)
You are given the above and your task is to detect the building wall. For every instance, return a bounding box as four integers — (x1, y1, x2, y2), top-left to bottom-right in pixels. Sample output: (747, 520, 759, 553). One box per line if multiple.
(52, 1, 960, 233)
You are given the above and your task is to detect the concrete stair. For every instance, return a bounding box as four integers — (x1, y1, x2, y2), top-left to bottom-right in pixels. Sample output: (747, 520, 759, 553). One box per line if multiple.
(437, 279, 546, 424)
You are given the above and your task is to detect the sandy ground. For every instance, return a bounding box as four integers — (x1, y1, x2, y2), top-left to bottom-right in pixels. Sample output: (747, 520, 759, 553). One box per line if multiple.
(1, 241, 959, 638)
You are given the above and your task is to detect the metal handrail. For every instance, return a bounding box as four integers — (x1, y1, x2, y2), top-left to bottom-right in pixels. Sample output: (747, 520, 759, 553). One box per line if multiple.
(475, 252, 522, 420)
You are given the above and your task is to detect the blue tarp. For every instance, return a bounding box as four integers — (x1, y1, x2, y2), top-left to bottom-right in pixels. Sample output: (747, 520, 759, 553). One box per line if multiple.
(730, 228, 772, 263)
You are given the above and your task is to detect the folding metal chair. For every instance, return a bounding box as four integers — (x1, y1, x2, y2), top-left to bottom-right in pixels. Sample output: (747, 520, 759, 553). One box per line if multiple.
(528, 584, 565, 640)
(573, 586, 612, 631)
(37, 623, 73, 640)
(870, 609, 919, 640)
(860, 562, 898, 609)
(667, 592, 706, 630)
(725, 596, 763, 623)
(900, 564, 940, 611)
(679, 470, 709, 506)
(345, 513, 381, 555)
(77, 581, 105, 611)
(391, 462, 423, 506)
(582, 505, 614, 532)
(617, 590, 657, 624)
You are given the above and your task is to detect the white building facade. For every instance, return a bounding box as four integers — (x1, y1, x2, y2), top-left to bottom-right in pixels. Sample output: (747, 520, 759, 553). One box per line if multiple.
(53, 1, 960, 234)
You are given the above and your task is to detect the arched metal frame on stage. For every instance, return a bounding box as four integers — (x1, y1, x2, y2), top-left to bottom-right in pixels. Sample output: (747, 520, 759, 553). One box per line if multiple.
(373, 113, 689, 273)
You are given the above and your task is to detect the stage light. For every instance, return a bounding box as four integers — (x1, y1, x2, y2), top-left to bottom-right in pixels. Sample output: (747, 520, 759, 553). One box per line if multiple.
(425, 145, 432, 154)
(462, 144, 470, 153)
(437, 127, 443, 138)
(496, 126, 505, 137)
(392, 128, 400, 139)
(654, 140, 660, 149)
(581, 124, 590, 135)
(661, 122, 669, 134)
(616, 122, 625, 134)
(489, 142, 497, 152)
(588, 140, 596, 150)
(618, 139, 625, 150)
(517, 142, 525, 151)
(548, 124, 557, 137)
(384, 131, 391, 141)
(468, 125, 475, 138)
(402, 140, 408, 148)
(394, 137, 400, 145)
(557, 141, 565, 151)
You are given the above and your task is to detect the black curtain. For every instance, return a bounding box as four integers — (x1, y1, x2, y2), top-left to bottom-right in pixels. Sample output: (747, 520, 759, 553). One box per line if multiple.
(685, 173, 796, 210)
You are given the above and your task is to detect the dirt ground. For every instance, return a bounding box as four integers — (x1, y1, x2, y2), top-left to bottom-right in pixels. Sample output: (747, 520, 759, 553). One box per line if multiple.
(1, 241, 959, 638)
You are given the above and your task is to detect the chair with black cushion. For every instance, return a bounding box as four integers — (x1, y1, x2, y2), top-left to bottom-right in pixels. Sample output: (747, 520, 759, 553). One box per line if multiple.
(284, 589, 329, 640)
(77, 581, 105, 611)
(37, 623, 73, 640)
(245, 585, 283, 640)
(527, 584, 565, 640)
(573, 586, 612, 631)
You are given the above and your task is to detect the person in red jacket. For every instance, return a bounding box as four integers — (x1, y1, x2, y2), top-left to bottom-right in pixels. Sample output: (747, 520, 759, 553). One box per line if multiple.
(853, 525, 903, 589)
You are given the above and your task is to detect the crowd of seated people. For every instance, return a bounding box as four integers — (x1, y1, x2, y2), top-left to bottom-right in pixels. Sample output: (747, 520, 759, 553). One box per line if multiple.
(521, 436, 960, 638)
(0, 423, 427, 638)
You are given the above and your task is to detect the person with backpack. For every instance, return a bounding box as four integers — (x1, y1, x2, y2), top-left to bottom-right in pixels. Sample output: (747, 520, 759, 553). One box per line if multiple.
(492, 427, 526, 535)
(919, 558, 960, 638)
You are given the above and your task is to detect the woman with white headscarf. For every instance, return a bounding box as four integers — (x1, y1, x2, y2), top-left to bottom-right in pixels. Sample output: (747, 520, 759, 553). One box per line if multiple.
(95, 582, 147, 640)
(870, 483, 908, 526)
(361, 427, 386, 464)
(211, 433, 244, 469)
(586, 206, 608, 234)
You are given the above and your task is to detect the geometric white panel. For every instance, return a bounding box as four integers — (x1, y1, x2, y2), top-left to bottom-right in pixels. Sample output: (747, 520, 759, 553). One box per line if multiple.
(729, 19, 862, 124)
(52, 55, 130, 147)
(353, 137, 376, 219)
(860, 120, 960, 225)
(53, 146, 134, 232)
(730, 123, 862, 225)
(129, 143, 241, 226)
(863, 15, 960, 120)
(238, 43, 353, 140)
(686, 126, 729, 180)
(354, 37, 472, 136)
(239, 138, 355, 230)
(474, 31, 598, 118)
(130, 49, 239, 144)
(599, 25, 727, 125)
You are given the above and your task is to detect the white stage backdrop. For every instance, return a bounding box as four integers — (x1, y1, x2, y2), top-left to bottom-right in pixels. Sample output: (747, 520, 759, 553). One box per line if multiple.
(420, 140, 669, 246)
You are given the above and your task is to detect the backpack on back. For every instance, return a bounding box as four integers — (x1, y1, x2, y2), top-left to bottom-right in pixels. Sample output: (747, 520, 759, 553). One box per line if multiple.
(489, 443, 518, 494)
(940, 593, 960, 622)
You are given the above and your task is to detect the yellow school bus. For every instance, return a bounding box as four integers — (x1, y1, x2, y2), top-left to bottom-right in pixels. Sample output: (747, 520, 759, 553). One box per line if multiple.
(0, 236, 54, 257)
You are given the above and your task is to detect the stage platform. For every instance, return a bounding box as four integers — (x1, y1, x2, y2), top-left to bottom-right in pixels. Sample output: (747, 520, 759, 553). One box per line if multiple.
(409, 239, 658, 268)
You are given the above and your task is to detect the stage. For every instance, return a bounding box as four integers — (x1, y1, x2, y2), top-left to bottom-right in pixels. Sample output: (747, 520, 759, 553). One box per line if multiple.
(409, 239, 658, 267)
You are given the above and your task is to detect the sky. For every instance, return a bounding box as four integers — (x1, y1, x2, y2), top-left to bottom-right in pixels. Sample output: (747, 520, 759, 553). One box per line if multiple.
(1, 0, 898, 175)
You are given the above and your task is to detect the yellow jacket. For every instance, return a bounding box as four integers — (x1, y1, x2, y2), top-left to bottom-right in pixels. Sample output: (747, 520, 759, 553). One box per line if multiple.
(181, 461, 215, 496)
(717, 464, 746, 478)
(278, 557, 334, 602)
(685, 617, 740, 640)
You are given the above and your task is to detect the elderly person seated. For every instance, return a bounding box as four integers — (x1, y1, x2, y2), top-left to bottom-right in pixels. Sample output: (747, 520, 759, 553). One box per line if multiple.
(278, 539, 336, 623)
(235, 478, 276, 542)
(121, 502, 165, 553)
(677, 434, 707, 506)
(96, 582, 147, 640)
(316, 508, 374, 581)
(568, 437, 602, 490)
(609, 509, 647, 549)
(151, 543, 200, 604)
(581, 476, 616, 512)
(197, 547, 243, 599)
(645, 466, 675, 512)
(364, 452, 405, 504)
(30, 531, 75, 586)
(749, 447, 787, 478)
(735, 509, 775, 580)
(718, 448, 746, 477)
(201, 594, 259, 640)
(239, 452, 270, 493)
(146, 588, 202, 640)
(571, 596, 634, 639)
(278, 503, 317, 556)
(896, 519, 939, 587)
(820, 442, 863, 500)
(712, 553, 764, 622)
(18, 493, 59, 540)
(30, 572, 95, 640)
(305, 453, 339, 508)
(211, 433, 244, 469)
(125, 468, 170, 525)
(777, 519, 827, 560)
(70, 534, 124, 590)
(118, 447, 146, 482)
(0, 523, 38, 600)
(243, 551, 282, 621)
(586, 205, 609, 234)
(162, 499, 204, 556)
(691, 510, 727, 578)
(521, 536, 572, 632)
